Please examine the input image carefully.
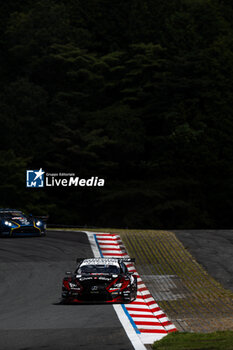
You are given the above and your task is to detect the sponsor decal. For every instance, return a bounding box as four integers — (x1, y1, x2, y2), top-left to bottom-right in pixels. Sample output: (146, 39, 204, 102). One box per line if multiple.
(81, 258, 118, 266)
(12, 217, 30, 225)
(111, 292, 119, 296)
(26, 170, 105, 188)
(99, 277, 111, 281)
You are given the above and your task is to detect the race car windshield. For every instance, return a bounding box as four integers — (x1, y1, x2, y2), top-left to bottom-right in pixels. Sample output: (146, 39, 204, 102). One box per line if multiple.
(0, 211, 24, 218)
(78, 264, 120, 274)
(11, 212, 24, 217)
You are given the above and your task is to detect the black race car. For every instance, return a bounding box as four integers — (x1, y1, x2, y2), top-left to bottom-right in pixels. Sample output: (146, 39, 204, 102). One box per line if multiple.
(61, 257, 137, 303)
(0, 209, 46, 237)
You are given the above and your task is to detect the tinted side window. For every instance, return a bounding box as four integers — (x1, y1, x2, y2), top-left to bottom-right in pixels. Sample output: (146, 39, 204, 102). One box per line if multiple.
(121, 262, 128, 274)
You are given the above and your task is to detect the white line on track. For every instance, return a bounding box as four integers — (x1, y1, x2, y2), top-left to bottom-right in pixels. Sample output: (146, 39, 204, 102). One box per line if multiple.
(85, 231, 147, 350)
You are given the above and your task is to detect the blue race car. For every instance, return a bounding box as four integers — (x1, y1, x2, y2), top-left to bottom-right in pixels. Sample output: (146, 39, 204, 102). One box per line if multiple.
(0, 209, 46, 237)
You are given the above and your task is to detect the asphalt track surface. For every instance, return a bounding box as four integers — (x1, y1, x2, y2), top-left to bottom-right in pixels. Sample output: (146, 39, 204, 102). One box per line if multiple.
(0, 230, 134, 350)
(174, 230, 233, 293)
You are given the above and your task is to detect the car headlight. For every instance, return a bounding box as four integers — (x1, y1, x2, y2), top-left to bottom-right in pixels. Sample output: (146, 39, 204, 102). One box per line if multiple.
(69, 282, 77, 288)
(4, 220, 13, 227)
(109, 282, 122, 291)
(69, 281, 82, 290)
(36, 220, 42, 226)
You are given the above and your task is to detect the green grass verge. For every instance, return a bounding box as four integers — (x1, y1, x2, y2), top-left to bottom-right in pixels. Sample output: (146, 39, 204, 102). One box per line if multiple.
(153, 331, 233, 350)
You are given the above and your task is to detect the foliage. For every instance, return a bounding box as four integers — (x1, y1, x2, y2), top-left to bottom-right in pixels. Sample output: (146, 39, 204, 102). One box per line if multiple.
(0, 0, 233, 227)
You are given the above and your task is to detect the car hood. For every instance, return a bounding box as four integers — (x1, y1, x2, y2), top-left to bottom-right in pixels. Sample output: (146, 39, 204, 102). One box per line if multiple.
(10, 217, 34, 226)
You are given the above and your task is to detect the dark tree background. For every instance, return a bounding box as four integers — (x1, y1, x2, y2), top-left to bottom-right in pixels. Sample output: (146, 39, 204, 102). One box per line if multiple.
(1, 0, 233, 228)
